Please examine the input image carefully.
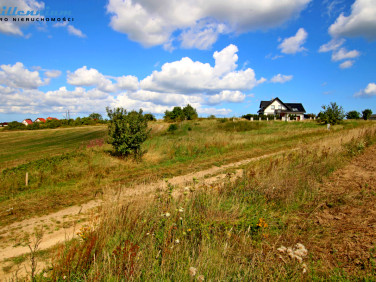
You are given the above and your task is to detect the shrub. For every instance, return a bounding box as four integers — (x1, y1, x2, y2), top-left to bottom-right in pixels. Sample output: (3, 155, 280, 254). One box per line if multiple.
(144, 113, 156, 121)
(362, 109, 372, 120)
(317, 102, 345, 125)
(346, 111, 360, 120)
(88, 113, 103, 121)
(164, 104, 198, 122)
(106, 107, 150, 160)
(167, 124, 178, 132)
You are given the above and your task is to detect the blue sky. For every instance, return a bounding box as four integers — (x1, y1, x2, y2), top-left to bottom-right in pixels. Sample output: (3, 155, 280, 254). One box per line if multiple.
(0, 0, 375, 122)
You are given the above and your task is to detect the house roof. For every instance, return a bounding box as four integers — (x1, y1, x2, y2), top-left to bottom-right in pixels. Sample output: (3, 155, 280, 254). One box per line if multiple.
(35, 118, 46, 122)
(23, 119, 33, 124)
(258, 97, 306, 113)
(47, 117, 59, 120)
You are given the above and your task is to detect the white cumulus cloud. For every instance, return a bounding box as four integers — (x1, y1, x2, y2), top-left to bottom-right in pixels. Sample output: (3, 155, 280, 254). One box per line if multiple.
(355, 82, 376, 97)
(0, 62, 46, 89)
(106, 0, 311, 49)
(339, 60, 355, 69)
(331, 48, 360, 61)
(270, 74, 293, 83)
(278, 28, 308, 54)
(329, 0, 376, 40)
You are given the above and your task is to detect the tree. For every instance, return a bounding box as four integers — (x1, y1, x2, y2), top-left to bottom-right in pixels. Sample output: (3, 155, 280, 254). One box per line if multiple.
(144, 113, 156, 121)
(182, 104, 198, 120)
(362, 109, 372, 120)
(106, 107, 149, 160)
(318, 102, 345, 125)
(164, 105, 198, 122)
(346, 111, 360, 119)
(89, 113, 103, 121)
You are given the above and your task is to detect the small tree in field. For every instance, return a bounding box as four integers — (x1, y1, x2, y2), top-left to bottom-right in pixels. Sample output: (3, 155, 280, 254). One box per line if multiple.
(346, 110, 360, 119)
(362, 109, 372, 120)
(318, 102, 345, 125)
(106, 107, 149, 160)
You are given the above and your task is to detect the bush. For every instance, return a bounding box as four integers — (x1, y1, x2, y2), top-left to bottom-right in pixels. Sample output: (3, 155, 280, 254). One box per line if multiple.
(362, 109, 372, 120)
(106, 107, 150, 160)
(164, 104, 198, 122)
(346, 111, 360, 120)
(167, 124, 178, 132)
(317, 102, 345, 125)
(144, 113, 156, 121)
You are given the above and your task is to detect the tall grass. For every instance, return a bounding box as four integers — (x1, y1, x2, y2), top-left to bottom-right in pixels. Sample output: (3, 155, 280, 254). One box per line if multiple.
(46, 127, 376, 280)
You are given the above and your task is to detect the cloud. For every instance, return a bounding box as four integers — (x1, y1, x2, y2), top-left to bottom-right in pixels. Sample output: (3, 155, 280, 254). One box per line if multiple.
(331, 48, 360, 61)
(140, 44, 265, 95)
(339, 60, 355, 69)
(67, 66, 116, 92)
(270, 74, 293, 83)
(0, 0, 44, 36)
(53, 22, 87, 38)
(278, 28, 308, 54)
(2, 46, 261, 116)
(329, 0, 376, 40)
(106, 0, 311, 49)
(116, 75, 139, 91)
(207, 90, 245, 105)
(67, 25, 87, 38)
(44, 70, 62, 78)
(318, 38, 345, 52)
(0, 62, 46, 89)
(354, 83, 376, 97)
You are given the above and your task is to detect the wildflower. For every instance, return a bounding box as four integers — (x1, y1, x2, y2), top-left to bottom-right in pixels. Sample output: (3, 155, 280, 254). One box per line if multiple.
(175, 239, 180, 244)
(146, 232, 150, 236)
(179, 217, 183, 221)
(277, 246, 287, 253)
(63, 276, 67, 280)
(165, 212, 171, 217)
(188, 228, 192, 232)
(178, 207, 184, 213)
(184, 186, 190, 191)
(189, 267, 197, 277)
(197, 275, 205, 281)
(302, 263, 308, 273)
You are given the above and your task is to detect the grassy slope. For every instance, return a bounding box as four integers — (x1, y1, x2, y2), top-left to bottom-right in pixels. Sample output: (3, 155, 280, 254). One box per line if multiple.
(48, 124, 376, 280)
(0, 125, 107, 170)
(0, 120, 374, 226)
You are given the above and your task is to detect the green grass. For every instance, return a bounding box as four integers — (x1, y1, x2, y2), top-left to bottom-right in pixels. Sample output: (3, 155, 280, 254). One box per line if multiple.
(47, 126, 376, 281)
(0, 120, 375, 226)
(0, 125, 107, 170)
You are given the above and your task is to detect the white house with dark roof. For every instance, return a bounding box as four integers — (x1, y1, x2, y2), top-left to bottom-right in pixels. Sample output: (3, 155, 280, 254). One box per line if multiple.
(258, 97, 306, 121)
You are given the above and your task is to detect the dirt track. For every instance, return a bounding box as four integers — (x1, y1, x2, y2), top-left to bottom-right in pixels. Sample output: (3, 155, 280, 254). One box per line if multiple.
(0, 149, 292, 279)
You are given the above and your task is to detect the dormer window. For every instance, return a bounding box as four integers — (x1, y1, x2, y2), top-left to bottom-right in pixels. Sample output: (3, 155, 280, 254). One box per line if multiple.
(292, 108, 298, 111)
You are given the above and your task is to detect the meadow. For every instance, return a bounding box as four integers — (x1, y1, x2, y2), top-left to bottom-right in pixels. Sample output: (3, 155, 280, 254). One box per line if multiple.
(1, 119, 376, 280)
(0, 119, 374, 226)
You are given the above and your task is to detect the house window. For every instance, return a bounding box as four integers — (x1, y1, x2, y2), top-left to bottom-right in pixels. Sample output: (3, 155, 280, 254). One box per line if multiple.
(292, 108, 298, 111)
(271, 105, 275, 110)
(278, 105, 282, 109)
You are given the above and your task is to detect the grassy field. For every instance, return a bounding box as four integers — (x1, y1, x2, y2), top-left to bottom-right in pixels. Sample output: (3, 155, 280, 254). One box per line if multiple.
(0, 125, 107, 170)
(47, 123, 376, 281)
(0, 120, 375, 226)
(1, 119, 376, 280)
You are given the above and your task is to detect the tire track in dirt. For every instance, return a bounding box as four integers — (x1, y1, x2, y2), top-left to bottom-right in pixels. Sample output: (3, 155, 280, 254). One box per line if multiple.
(0, 149, 294, 274)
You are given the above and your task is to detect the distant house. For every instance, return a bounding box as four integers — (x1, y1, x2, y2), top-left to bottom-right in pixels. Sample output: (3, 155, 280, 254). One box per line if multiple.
(258, 97, 306, 121)
(47, 117, 59, 121)
(369, 114, 376, 120)
(35, 118, 46, 123)
(0, 122, 8, 127)
(22, 119, 33, 126)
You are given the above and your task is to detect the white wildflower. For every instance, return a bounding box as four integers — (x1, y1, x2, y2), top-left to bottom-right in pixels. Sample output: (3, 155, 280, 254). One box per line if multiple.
(184, 187, 190, 191)
(189, 267, 197, 277)
(175, 239, 180, 244)
(178, 207, 184, 213)
(179, 217, 183, 221)
(165, 212, 171, 217)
